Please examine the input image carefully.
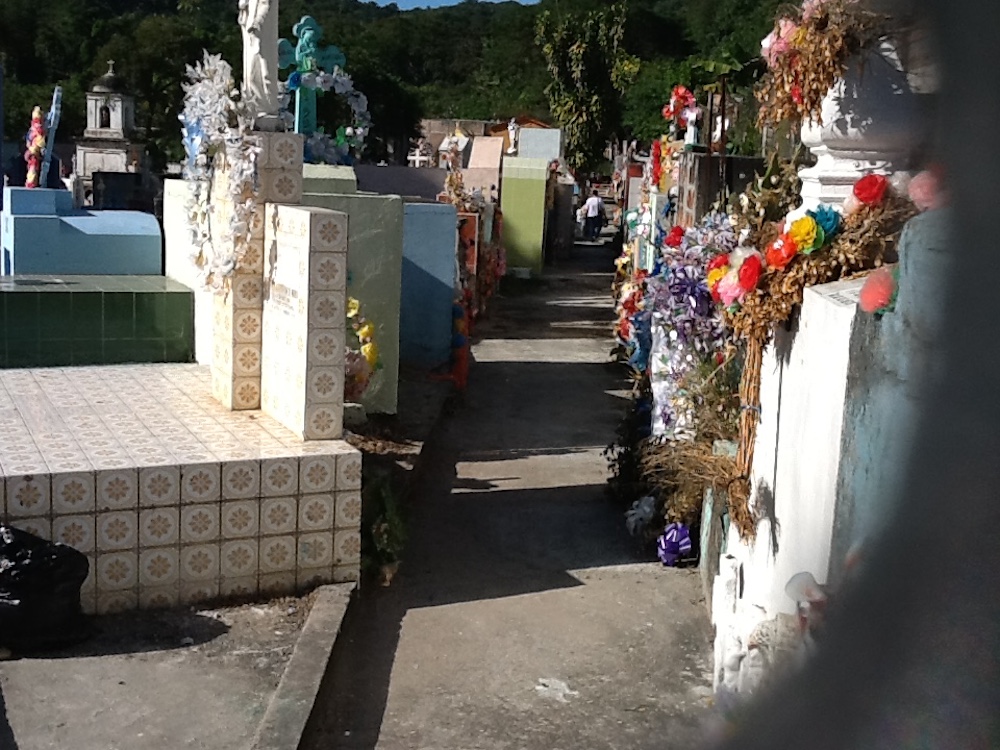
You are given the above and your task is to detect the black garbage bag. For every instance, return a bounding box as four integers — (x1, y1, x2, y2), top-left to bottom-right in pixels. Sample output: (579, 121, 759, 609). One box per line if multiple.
(0, 525, 90, 651)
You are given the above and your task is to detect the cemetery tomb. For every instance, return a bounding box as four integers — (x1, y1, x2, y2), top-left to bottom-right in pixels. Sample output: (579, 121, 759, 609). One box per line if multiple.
(0, 275, 193, 368)
(1, 187, 161, 276)
(0, 363, 362, 615)
(500, 158, 549, 276)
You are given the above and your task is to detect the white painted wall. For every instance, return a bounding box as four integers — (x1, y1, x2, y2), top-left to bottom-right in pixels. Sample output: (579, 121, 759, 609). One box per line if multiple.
(163, 178, 214, 366)
(712, 278, 863, 688)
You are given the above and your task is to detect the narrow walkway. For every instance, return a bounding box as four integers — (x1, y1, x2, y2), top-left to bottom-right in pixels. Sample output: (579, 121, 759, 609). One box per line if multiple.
(303, 240, 713, 750)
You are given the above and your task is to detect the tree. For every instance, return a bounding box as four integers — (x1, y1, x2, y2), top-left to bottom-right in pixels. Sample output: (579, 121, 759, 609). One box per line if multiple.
(535, 2, 640, 172)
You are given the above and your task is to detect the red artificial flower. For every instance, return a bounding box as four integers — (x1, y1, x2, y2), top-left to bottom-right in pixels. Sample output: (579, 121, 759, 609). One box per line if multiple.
(859, 267, 896, 313)
(738, 255, 763, 291)
(765, 233, 799, 270)
(622, 293, 640, 315)
(707, 254, 730, 272)
(791, 85, 804, 104)
(662, 104, 674, 120)
(854, 174, 889, 206)
(665, 226, 685, 248)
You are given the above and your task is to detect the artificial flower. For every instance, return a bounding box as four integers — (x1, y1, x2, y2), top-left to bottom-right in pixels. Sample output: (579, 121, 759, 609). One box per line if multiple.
(801, 0, 828, 21)
(738, 254, 763, 292)
(853, 174, 889, 206)
(665, 225, 685, 248)
(347, 297, 360, 318)
(765, 233, 799, 270)
(288, 71, 302, 91)
(717, 270, 743, 307)
(908, 168, 947, 212)
(357, 322, 375, 341)
(809, 205, 841, 240)
(361, 341, 379, 368)
(788, 215, 819, 249)
(791, 85, 804, 105)
(859, 266, 898, 314)
(843, 192, 863, 217)
(707, 254, 730, 273)
(707, 267, 728, 302)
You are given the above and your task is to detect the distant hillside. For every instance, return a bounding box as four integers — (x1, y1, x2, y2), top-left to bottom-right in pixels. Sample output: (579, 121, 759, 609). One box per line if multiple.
(0, 0, 781, 168)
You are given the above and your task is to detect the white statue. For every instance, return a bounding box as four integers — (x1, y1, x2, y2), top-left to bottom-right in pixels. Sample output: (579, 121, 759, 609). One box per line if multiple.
(682, 106, 701, 147)
(238, 0, 281, 130)
(506, 118, 520, 155)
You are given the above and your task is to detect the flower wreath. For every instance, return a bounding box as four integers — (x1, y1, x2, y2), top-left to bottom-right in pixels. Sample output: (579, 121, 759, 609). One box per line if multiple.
(280, 69, 373, 166)
(179, 52, 261, 291)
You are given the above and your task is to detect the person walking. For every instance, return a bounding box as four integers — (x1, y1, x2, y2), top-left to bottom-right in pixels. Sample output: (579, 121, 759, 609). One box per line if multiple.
(583, 189, 604, 241)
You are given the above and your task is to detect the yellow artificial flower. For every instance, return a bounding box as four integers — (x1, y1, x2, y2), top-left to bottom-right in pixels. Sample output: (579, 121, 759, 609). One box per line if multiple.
(707, 267, 729, 288)
(789, 216, 819, 250)
(346, 298, 360, 318)
(361, 342, 379, 368)
(357, 322, 375, 341)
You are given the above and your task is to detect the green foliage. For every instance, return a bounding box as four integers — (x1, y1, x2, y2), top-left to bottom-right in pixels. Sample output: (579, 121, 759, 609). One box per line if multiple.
(361, 470, 407, 568)
(535, 2, 639, 172)
(1, 0, 785, 169)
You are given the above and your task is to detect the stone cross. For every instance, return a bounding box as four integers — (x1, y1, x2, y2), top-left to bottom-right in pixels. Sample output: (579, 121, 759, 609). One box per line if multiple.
(239, 0, 282, 130)
(278, 15, 346, 137)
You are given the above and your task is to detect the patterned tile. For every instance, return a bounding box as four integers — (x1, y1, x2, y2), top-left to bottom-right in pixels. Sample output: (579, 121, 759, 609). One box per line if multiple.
(309, 253, 347, 292)
(231, 378, 261, 410)
(51, 472, 96, 515)
(219, 576, 258, 600)
(233, 275, 264, 309)
(258, 571, 296, 598)
(307, 292, 344, 329)
(10, 517, 52, 541)
(297, 566, 334, 592)
(139, 466, 180, 507)
(5, 475, 50, 518)
(298, 532, 335, 569)
(268, 132, 304, 170)
(180, 544, 219, 582)
(96, 552, 138, 591)
(97, 590, 138, 615)
(299, 455, 335, 494)
(259, 535, 296, 573)
(180, 503, 220, 544)
(181, 463, 222, 503)
(261, 496, 297, 536)
(221, 500, 259, 539)
(139, 547, 180, 587)
(233, 310, 263, 344)
(53, 515, 96, 553)
(180, 580, 219, 606)
(97, 511, 138, 551)
(233, 344, 262, 378)
(222, 460, 260, 500)
(220, 538, 258, 578)
(333, 529, 362, 566)
(336, 451, 363, 491)
(139, 508, 180, 548)
(306, 367, 344, 404)
(298, 493, 334, 532)
(261, 458, 298, 497)
(312, 213, 348, 254)
(335, 491, 363, 529)
(139, 585, 179, 611)
(97, 469, 139, 510)
(333, 565, 360, 584)
(304, 404, 343, 441)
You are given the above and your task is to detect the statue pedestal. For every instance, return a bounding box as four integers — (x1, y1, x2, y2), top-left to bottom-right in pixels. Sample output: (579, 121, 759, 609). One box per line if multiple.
(211, 131, 304, 411)
(798, 45, 921, 211)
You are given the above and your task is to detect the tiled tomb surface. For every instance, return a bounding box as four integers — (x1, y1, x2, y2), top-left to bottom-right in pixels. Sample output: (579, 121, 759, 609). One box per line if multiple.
(0, 364, 362, 615)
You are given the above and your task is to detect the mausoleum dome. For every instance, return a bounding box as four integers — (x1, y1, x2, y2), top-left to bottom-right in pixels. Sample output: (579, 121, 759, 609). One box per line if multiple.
(91, 61, 124, 94)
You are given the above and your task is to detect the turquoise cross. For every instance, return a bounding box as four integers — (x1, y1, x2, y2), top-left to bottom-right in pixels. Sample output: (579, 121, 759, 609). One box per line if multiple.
(278, 15, 346, 137)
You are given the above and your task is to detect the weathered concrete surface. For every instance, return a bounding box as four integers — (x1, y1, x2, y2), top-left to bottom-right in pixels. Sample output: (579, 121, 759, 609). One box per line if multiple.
(253, 584, 354, 750)
(0, 597, 316, 750)
(302, 237, 714, 750)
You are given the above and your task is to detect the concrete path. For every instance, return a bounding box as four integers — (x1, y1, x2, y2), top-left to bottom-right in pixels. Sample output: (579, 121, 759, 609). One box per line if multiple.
(302, 239, 714, 750)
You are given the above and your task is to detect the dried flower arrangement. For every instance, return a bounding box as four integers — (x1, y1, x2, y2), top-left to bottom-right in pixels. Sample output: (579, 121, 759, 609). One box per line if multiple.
(757, 0, 895, 127)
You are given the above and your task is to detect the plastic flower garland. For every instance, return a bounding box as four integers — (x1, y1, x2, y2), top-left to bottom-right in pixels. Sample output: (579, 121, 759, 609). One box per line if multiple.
(281, 69, 372, 165)
(757, 0, 893, 127)
(180, 52, 261, 291)
(345, 297, 382, 403)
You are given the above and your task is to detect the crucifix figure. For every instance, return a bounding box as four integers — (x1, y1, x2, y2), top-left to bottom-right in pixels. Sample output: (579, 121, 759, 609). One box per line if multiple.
(238, 0, 282, 130)
(278, 15, 346, 136)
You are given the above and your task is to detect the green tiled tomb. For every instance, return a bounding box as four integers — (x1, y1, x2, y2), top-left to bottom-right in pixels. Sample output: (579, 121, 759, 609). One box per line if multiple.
(0, 276, 194, 368)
